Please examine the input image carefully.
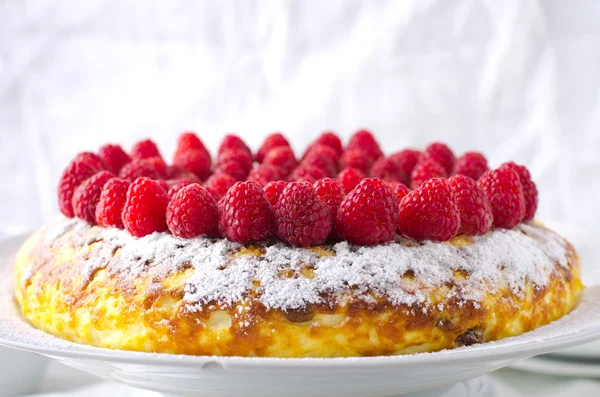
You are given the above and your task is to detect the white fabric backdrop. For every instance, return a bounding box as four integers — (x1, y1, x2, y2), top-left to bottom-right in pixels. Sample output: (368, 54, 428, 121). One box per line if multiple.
(1, 0, 599, 267)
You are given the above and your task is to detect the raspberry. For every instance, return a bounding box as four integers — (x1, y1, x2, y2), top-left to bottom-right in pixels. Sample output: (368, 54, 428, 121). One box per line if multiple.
(313, 178, 344, 222)
(454, 152, 489, 181)
(247, 164, 281, 187)
(263, 146, 298, 177)
(58, 159, 99, 217)
(300, 154, 336, 178)
(449, 175, 493, 236)
(256, 132, 290, 163)
(303, 143, 340, 165)
(370, 156, 406, 182)
(131, 139, 162, 160)
(398, 178, 460, 241)
(336, 168, 365, 194)
(288, 165, 327, 183)
(95, 178, 131, 228)
(311, 131, 343, 156)
(335, 178, 399, 245)
(218, 134, 252, 157)
(410, 157, 447, 188)
(167, 184, 219, 238)
(73, 152, 106, 172)
(346, 129, 383, 162)
(274, 182, 332, 246)
(156, 180, 169, 192)
(339, 148, 374, 175)
(204, 173, 237, 200)
(389, 149, 421, 185)
(167, 166, 201, 183)
(478, 168, 525, 229)
(173, 149, 212, 181)
(175, 131, 210, 159)
(119, 159, 162, 181)
(393, 183, 410, 202)
(214, 160, 248, 181)
(122, 177, 169, 237)
(499, 162, 538, 221)
(264, 180, 288, 206)
(167, 179, 196, 198)
(217, 149, 253, 173)
(423, 142, 455, 175)
(145, 156, 168, 179)
(218, 181, 275, 242)
(72, 171, 115, 224)
(98, 144, 131, 174)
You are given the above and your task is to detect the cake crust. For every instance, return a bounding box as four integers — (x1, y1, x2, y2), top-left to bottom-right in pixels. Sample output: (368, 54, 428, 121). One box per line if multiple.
(14, 217, 582, 357)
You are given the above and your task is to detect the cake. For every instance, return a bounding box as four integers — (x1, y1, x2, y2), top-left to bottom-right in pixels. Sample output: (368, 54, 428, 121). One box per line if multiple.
(14, 131, 582, 357)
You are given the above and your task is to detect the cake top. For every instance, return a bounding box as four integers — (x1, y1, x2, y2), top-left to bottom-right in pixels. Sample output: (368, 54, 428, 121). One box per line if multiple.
(56, 129, 538, 248)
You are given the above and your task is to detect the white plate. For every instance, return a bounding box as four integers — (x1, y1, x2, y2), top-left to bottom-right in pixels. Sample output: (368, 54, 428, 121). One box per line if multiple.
(511, 355, 600, 378)
(2, 235, 600, 397)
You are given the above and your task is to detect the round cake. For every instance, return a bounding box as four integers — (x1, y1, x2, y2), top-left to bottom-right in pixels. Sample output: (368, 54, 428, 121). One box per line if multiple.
(13, 131, 583, 357)
(15, 216, 580, 357)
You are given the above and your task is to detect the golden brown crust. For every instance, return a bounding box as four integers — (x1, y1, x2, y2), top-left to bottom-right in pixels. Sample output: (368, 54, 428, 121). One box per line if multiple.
(14, 219, 582, 357)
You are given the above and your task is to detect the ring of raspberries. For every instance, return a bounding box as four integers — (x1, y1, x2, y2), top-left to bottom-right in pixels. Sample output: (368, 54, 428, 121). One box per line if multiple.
(58, 130, 538, 246)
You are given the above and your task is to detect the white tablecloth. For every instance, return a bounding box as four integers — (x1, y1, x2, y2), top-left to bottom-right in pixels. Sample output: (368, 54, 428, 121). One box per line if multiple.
(16, 361, 600, 397)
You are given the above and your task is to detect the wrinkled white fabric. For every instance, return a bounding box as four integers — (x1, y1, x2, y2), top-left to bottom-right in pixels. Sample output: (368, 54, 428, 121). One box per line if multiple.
(0, 1, 600, 394)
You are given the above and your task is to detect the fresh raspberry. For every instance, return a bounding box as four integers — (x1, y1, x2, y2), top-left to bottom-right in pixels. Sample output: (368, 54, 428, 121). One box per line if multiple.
(264, 180, 288, 206)
(156, 179, 169, 193)
(95, 178, 131, 228)
(336, 168, 365, 194)
(423, 142, 455, 175)
(288, 164, 327, 183)
(98, 144, 131, 174)
(398, 178, 460, 241)
(166, 179, 196, 199)
(131, 139, 162, 160)
(313, 178, 344, 222)
(389, 149, 421, 185)
(214, 160, 248, 181)
(301, 151, 337, 177)
(499, 162, 538, 221)
(217, 149, 253, 173)
(204, 173, 237, 200)
(247, 164, 281, 187)
(410, 157, 447, 188)
(303, 143, 340, 165)
(454, 152, 489, 181)
(73, 152, 106, 172)
(58, 159, 99, 217)
(175, 131, 210, 159)
(346, 129, 383, 162)
(218, 181, 275, 242)
(167, 166, 201, 183)
(256, 132, 290, 163)
(173, 149, 212, 181)
(167, 184, 219, 238)
(478, 168, 525, 229)
(449, 175, 493, 236)
(119, 159, 162, 181)
(262, 146, 298, 177)
(335, 178, 399, 245)
(122, 177, 169, 237)
(370, 156, 406, 182)
(311, 131, 343, 156)
(393, 183, 410, 202)
(274, 182, 332, 246)
(218, 134, 252, 157)
(145, 156, 168, 179)
(339, 148, 374, 175)
(72, 171, 115, 224)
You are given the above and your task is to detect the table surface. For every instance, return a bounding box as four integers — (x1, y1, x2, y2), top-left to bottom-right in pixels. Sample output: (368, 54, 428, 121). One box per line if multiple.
(13, 361, 600, 397)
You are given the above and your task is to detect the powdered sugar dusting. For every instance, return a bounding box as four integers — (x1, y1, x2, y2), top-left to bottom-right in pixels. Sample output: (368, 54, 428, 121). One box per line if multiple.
(34, 218, 570, 311)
